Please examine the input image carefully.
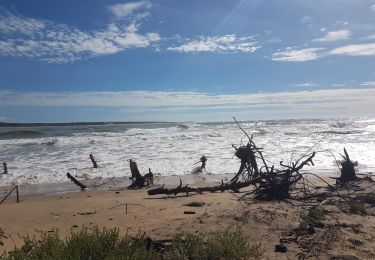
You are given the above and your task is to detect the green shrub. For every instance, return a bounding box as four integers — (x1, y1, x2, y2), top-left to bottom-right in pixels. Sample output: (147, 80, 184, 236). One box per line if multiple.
(5, 227, 263, 260)
(349, 202, 367, 215)
(165, 228, 263, 260)
(300, 208, 325, 228)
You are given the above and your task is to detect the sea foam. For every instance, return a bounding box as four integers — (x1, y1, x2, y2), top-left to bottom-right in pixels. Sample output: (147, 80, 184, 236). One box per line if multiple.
(1, 118, 374, 185)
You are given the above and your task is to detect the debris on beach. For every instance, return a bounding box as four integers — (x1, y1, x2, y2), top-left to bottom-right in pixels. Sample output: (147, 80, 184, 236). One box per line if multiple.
(67, 172, 87, 190)
(192, 155, 207, 174)
(336, 148, 357, 183)
(0, 227, 6, 246)
(148, 117, 316, 200)
(2, 162, 7, 175)
(127, 160, 154, 189)
(89, 154, 98, 168)
(0, 185, 19, 205)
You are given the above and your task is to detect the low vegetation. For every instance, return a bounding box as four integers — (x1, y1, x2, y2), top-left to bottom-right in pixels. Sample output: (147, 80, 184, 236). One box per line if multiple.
(349, 202, 367, 215)
(300, 208, 325, 228)
(183, 201, 205, 207)
(4, 227, 263, 260)
(360, 193, 375, 205)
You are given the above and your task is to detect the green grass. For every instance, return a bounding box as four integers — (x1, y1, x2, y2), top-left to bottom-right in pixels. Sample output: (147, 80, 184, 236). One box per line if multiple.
(183, 201, 206, 207)
(165, 228, 263, 260)
(300, 208, 325, 228)
(349, 202, 367, 215)
(4, 227, 263, 260)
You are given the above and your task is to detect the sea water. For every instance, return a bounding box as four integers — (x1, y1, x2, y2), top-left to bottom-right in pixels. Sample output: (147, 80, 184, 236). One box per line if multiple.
(1, 117, 375, 186)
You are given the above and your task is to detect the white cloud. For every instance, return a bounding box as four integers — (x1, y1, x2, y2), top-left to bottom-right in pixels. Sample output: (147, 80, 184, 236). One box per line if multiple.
(333, 20, 349, 26)
(293, 82, 319, 87)
(271, 47, 323, 62)
(330, 43, 375, 56)
(361, 81, 375, 86)
(108, 1, 151, 19)
(1, 88, 375, 120)
(313, 30, 351, 42)
(0, 4, 159, 63)
(363, 34, 375, 40)
(371, 4, 375, 13)
(167, 35, 261, 53)
(300, 16, 312, 24)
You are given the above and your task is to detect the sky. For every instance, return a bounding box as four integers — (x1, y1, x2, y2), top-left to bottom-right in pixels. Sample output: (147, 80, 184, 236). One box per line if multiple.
(0, 0, 375, 122)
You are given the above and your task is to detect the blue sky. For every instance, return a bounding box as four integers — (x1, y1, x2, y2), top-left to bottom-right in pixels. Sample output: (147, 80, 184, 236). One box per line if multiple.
(1, 0, 375, 122)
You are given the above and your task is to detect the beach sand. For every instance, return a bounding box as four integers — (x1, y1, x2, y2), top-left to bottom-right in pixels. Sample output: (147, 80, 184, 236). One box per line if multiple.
(1, 177, 375, 259)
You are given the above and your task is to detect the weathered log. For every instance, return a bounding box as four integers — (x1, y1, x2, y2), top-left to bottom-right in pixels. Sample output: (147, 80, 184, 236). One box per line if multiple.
(3, 162, 7, 174)
(89, 154, 98, 168)
(128, 160, 145, 189)
(147, 178, 257, 196)
(67, 172, 86, 190)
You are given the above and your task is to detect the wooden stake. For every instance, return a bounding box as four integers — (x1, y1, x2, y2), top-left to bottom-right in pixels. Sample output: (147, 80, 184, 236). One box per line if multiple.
(16, 185, 19, 203)
(89, 154, 98, 168)
(67, 172, 87, 190)
(0, 185, 19, 205)
(3, 162, 7, 174)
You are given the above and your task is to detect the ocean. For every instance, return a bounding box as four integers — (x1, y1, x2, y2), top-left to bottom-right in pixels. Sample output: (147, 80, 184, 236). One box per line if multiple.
(1, 117, 375, 186)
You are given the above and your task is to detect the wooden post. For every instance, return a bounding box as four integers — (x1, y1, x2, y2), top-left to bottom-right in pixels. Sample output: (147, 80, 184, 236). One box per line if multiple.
(0, 185, 19, 205)
(126, 203, 128, 214)
(16, 185, 19, 203)
(89, 154, 98, 168)
(67, 172, 87, 190)
(3, 162, 7, 174)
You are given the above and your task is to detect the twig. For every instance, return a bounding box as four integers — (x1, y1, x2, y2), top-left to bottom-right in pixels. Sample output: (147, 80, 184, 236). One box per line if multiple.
(109, 203, 146, 210)
(0, 185, 19, 205)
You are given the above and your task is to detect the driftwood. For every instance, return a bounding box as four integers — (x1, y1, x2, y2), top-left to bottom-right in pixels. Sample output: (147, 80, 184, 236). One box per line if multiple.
(0, 185, 19, 205)
(89, 154, 98, 168)
(77, 209, 96, 215)
(148, 178, 257, 196)
(337, 148, 357, 183)
(0, 227, 6, 246)
(147, 117, 316, 200)
(192, 155, 208, 174)
(144, 168, 154, 186)
(67, 172, 86, 190)
(127, 160, 154, 189)
(232, 117, 316, 200)
(2, 162, 7, 174)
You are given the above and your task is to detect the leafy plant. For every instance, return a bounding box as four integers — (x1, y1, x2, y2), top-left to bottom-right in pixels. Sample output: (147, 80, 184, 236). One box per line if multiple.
(300, 208, 325, 228)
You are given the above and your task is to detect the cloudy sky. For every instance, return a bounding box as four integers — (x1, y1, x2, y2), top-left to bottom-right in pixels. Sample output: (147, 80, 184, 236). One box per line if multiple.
(1, 0, 375, 122)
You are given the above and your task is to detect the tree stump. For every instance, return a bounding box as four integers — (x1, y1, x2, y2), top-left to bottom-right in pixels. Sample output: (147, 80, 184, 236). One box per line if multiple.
(89, 154, 98, 168)
(128, 160, 145, 189)
(339, 148, 357, 182)
(2, 162, 7, 174)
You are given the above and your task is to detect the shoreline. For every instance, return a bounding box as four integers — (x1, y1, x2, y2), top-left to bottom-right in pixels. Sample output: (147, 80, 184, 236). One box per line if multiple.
(0, 173, 238, 197)
(0, 169, 350, 198)
(0, 173, 374, 259)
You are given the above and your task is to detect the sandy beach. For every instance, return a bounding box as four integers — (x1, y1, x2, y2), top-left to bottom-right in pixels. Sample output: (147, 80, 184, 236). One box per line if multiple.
(1, 175, 375, 259)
